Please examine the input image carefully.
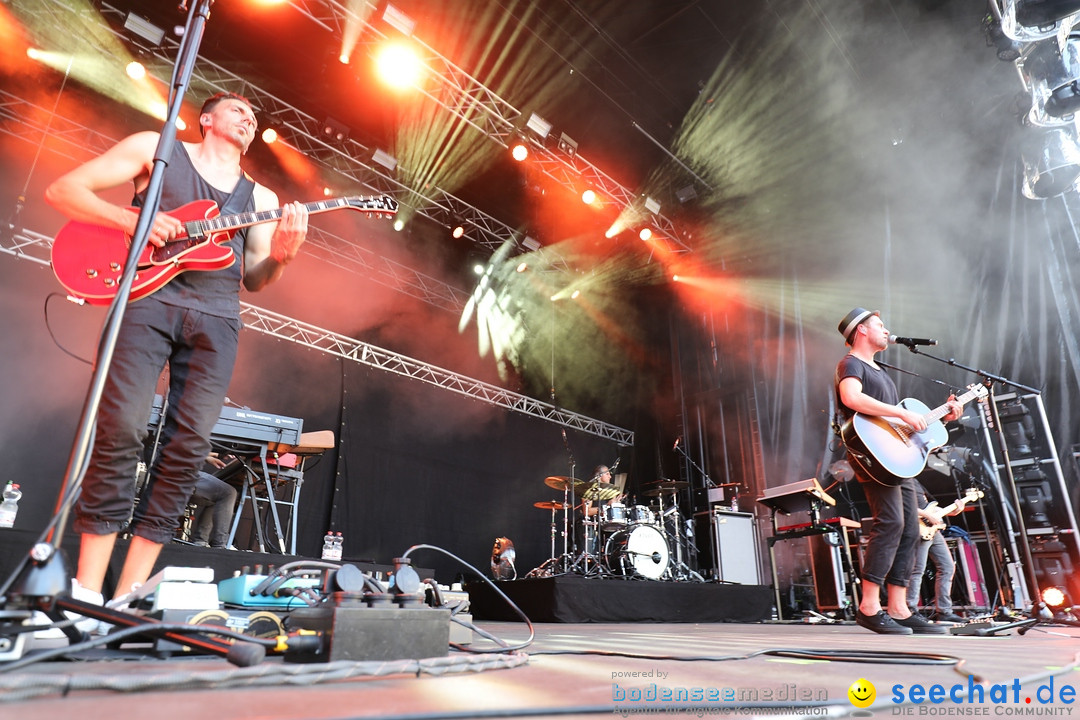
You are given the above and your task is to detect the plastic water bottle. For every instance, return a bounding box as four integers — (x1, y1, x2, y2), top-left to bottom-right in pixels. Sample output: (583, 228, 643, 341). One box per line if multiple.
(321, 531, 335, 560)
(0, 483, 21, 529)
(331, 532, 344, 561)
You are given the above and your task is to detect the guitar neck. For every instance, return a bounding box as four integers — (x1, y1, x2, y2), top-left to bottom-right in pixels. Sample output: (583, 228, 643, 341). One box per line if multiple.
(184, 197, 382, 237)
(921, 386, 984, 425)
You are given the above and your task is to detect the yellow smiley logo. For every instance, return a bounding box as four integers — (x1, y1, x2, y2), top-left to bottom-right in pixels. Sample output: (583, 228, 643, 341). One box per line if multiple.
(848, 678, 876, 708)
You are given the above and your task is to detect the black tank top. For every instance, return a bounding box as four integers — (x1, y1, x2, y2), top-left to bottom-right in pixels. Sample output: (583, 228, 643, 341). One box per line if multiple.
(133, 142, 254, 318)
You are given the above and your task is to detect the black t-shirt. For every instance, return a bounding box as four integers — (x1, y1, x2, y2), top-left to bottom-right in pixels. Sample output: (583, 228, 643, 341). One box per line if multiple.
(834, 354, 899, 421)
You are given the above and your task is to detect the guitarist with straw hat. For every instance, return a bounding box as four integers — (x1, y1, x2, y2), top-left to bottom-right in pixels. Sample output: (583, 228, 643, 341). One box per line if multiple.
(834, 307, 964, 635)
(45, 92, 308, 606)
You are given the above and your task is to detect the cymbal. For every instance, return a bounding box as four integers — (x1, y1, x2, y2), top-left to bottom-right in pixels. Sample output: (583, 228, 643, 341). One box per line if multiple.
(718, 482, 741, 488)
(647, 480, 690, 490)
(641, 480, 689, 497)
(534, 500, 569, 511)
(544, 475, 581, 491)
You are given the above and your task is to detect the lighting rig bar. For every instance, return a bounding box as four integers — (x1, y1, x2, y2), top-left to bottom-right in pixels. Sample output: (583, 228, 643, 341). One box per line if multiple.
(238, 302, 635, 445)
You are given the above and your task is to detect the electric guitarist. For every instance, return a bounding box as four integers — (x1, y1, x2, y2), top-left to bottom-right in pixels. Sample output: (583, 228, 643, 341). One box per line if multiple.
(906, 481, 977, 623)
(834, 307, 965, 635)
(44, 92, 310, 605)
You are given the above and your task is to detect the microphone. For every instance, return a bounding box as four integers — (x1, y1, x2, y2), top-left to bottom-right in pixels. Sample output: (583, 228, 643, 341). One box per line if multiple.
(889, 335, 937, 347)
(673, 437, 681, 450)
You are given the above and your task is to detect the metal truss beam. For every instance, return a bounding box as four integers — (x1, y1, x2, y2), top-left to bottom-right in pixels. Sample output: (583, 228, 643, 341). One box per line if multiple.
(238, 302, 634, 445)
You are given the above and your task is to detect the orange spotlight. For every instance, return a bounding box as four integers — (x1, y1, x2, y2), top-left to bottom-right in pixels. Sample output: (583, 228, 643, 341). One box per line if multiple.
(672, 274, 680, 282)
(339, 52, 351, 64)
(511, 142, 528, 162)
(261, 127, 278, 145)
(639, 228, 653, 241)
(125, 61, 146, 80)
(26, 47, 43, 61)
(516, 261, 528, 273)
(581, 189, 596, 205)
(375, 43, 422, 89)
(452, 225, 465, 239)
(571, 289, 581, 300)
(322, 186, 332, 197)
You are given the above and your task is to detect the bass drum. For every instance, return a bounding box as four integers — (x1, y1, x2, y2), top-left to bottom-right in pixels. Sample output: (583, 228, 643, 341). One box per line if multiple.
(604, 524, 670, 580)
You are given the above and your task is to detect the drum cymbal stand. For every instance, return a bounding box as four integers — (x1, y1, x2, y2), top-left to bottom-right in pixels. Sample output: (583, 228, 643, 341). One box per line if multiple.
(659, 494, 704, 582)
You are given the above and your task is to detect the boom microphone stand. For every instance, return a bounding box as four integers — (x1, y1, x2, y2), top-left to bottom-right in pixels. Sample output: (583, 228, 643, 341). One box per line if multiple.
(0, 1, 264, 666)
(885, 342, 1053, 633)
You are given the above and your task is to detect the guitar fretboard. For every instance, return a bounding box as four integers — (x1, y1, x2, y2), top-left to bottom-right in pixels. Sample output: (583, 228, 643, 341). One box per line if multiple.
(183, 196, 395, 238)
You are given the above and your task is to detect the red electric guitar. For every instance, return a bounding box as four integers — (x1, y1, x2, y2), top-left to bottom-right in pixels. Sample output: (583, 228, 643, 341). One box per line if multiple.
(50, 194, 397, 305)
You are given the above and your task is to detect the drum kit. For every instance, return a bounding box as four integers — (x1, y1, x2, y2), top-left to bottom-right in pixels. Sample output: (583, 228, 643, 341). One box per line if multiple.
(527, 475, 700, 581)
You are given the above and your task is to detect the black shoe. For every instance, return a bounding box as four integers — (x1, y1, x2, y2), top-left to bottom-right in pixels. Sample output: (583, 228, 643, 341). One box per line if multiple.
(893, 612, 948, 634)
(856, 610, 914, 635)
(932, 611, 965, 624)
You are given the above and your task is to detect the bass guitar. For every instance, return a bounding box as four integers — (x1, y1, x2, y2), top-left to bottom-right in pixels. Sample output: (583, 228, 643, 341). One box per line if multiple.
(51, 194, 398, 305)
(919, 488, 984, 541)
(840, 383, 988, 486)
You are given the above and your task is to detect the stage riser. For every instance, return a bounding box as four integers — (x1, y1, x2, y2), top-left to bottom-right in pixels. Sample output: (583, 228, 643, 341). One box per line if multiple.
(466, 576, 773, 623)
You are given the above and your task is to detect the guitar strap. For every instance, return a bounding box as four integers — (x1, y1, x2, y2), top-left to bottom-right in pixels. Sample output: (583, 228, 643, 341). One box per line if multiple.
(219, 172, 256, 218)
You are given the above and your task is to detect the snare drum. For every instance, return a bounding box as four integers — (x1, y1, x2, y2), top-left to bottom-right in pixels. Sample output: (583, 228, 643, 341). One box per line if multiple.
(600, 502, 628, 530)
(629, 505, 655, 526)
(604, 524, 670, 580)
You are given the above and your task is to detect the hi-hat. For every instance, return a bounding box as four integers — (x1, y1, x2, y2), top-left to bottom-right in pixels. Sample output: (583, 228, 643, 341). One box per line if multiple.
(534, 500, 569, 511)
(544, 475, 582, 491)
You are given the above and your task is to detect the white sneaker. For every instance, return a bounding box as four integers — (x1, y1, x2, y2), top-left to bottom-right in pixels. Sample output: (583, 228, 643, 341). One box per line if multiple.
(30, 579, 105, 643)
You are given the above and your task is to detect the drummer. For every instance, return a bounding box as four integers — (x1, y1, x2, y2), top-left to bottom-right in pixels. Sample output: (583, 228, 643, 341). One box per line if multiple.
(581, 465, 625, 520)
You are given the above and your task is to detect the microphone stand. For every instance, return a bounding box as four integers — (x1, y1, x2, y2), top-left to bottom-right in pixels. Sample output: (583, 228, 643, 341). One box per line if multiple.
(886, 344, 1053, 633)
(0, 1, 263, 667)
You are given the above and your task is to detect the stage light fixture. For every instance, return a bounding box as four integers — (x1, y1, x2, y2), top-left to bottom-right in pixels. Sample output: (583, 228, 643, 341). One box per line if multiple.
(452, 225, 465, 239)
(983, 12, 1023, 61)
(125, 61, 146, 80)
(644, 196, 661, 214)
(581, 189, 596, 205)
(525, 112, 552, 139)
(322, 186, 332, 197)
(490, 537, 516, 580)
(511, 141, 529, 161)
(393, 219, 404, 232)
(321, 117, 349, 143)
(521, 235, 541, 251)
(473, 262, 486, 276)
(1015, 0, 1080, 28)
(1018, 36, 1080, 124)
(516, 261, 528, 273)
(261, 127, 279, 144)
(557, 132, 578, 157)
(1042, 585, 1068, 607)
(676, 185, 698, 204)
(639, 228, 653, 241)
(383, 3, 416, 37)
(372, 148, 397, 171)
(376, 43, 422, 89)
(123, 12, 165, 45)
(1021, 126, 1080, 198)
(571, 289, 581, 300)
